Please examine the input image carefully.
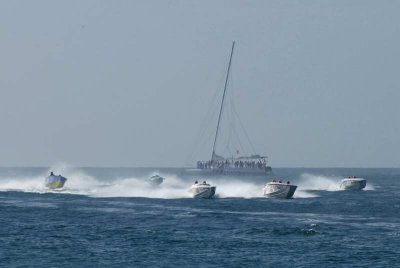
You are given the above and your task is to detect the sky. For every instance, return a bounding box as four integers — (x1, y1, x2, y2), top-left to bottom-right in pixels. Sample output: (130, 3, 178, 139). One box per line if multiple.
(0, 1, 399, 167)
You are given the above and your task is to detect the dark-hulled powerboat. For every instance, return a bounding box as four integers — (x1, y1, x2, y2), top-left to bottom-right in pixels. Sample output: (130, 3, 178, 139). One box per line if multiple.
(45, 172, 67, 189)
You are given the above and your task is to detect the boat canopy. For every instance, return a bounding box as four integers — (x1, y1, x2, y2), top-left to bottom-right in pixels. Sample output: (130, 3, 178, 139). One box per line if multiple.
(236, 155, 268, 160)
(212, 152, 267, 161)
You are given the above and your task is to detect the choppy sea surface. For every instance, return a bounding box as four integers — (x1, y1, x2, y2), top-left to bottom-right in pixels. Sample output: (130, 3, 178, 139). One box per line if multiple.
(0, 166, 399, 267)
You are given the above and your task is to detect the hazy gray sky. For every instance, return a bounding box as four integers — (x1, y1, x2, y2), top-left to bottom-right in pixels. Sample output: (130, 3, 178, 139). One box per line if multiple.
(1, 1, 399, 167)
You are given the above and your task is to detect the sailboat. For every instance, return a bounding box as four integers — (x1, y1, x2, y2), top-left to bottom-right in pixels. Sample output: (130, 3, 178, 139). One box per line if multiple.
(186, 42, 272, 177)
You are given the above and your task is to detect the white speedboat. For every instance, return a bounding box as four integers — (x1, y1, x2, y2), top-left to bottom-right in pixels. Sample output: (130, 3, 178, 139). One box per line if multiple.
(148, 174, 164, 186)
(262, 179, 297, 199)
(189, 181, 216, 199)
(339, 177, 367, 190)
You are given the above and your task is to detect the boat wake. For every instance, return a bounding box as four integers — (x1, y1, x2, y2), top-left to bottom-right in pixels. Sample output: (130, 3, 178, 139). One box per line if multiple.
(212, 179, 260, 198)
(0, 175, 47, 193)
(297, 173, 375, 192)
(0, 166, 281, 199)
(0, 166, 356, 199)
(297, 173, 342, 192)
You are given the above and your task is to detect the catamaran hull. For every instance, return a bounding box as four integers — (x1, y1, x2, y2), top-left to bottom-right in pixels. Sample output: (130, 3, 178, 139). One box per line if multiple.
(189, 186, 216, 199)
(184, 167, 272, 177)
(263, 183, 297, 199)
(45, 176, 67, 189)
(340, 178, 367, 190)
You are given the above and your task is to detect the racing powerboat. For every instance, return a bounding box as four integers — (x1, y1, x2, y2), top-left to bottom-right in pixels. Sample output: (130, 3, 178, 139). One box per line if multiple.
(147, 174, 164, 186)
(45, 172, 67, 189)
(339, 176, 367, 190)
(189, 181, 216, 199)
(262, 179, 297, 199)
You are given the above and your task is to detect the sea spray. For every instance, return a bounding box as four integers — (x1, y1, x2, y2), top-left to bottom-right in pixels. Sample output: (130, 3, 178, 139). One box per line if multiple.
(297, 173, 342, 191)
(90, 175, 192, 199)
(0, 169, 269, 199)
(216, 179, 261, 198)
(0, 175, 46, 193)
(1, 165, 340, 199)
(364, 183, 375, 191)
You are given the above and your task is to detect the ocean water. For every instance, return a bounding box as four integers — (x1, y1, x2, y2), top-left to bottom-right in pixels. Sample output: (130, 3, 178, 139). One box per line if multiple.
(0, 166, 399, 267)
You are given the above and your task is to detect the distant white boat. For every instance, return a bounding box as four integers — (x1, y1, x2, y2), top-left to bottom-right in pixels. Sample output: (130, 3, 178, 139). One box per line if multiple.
(189, 181, 216, 199)
(263, 179, 297, 199)
(340, 177, 367, 190)
(148, 174, 164, 186)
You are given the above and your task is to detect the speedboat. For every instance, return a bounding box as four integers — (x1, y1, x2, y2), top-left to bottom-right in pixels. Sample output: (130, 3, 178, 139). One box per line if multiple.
(148, 174, 164, 186)
(189, 181, 216, 199)
(339, 176, 367, 190)
(45, 172, 67, 189)
(262, 179, 297, 199)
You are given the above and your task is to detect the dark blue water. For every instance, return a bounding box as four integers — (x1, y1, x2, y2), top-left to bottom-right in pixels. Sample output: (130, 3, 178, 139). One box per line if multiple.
(0, 167, 399, 267)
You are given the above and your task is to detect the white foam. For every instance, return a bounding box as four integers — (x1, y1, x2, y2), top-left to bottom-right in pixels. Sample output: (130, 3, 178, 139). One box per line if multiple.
(0, 165, 343, 199)
(364, 183, 375, 191)
(0, 175, 47, 193)
(294, 190, 320, 198)
(215, 179, 261, 198)
(0, 168, 266, 199)
(89, 175, 192, 199)
(297, 173, 342, 191)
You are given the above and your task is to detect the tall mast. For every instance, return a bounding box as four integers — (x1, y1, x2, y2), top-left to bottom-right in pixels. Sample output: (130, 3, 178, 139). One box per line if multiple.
(211, 41, 235, 161)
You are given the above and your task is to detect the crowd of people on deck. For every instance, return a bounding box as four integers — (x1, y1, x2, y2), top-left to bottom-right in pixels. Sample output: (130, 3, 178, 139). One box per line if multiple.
(197, 158, 267, 169)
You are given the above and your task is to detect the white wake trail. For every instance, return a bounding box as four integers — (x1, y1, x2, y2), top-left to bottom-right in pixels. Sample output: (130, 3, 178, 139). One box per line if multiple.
(297, 173, 342, 191)
(1, 164, 346, 199)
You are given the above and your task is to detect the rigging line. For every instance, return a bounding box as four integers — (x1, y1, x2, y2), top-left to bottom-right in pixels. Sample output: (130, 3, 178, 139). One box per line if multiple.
(232, 126, 247, 157)
(226, 61, 258, 156)
(187, 111, 214, 161)
(185, 125, 218, 165)
(235, 107, 258, 155)
(211, 41, 235, 161)
(224, 76, 235, 155)
(185, 73, 227, 162)
(186, 119, 215, 164)
(215, 54, 236, 158)
(223, 143, 233, 158)
(231, 94, 258, 156)
(228, 65, 236, 152)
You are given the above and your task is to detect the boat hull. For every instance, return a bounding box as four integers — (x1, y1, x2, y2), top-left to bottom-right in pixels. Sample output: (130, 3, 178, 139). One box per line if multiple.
(184, 166, 272, 177)
(45, 175, 67, 189)
(189, 185, 216, 199)
(340, 178, 367, 190)
(263, 183, 297, 199)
